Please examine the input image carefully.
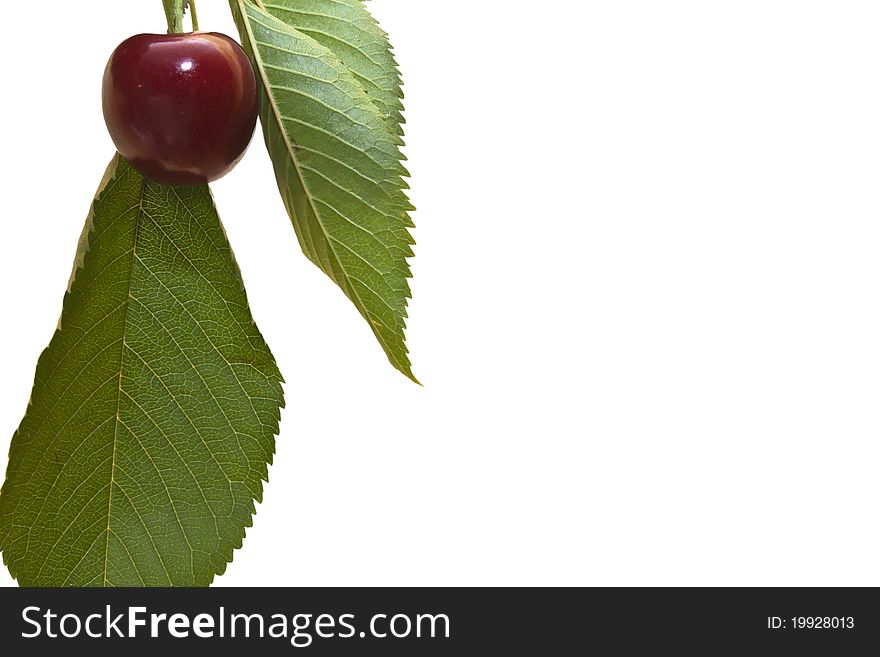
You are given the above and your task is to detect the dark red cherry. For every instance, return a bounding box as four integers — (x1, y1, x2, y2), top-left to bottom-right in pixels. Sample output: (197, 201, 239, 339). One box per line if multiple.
(102, 32, 258, 186)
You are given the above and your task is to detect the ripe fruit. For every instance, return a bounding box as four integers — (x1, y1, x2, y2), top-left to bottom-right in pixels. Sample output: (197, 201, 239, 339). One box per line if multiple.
(102, 32, 258, 186)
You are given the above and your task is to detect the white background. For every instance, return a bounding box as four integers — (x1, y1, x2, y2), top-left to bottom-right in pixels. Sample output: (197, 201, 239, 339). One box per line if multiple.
(2, 0, 880, 586)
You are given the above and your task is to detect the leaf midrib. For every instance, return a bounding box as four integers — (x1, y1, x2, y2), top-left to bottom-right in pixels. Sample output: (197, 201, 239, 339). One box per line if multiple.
(102, 160, 143, 587)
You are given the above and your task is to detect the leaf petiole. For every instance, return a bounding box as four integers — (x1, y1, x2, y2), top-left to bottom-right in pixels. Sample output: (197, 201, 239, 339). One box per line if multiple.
(163, 0, 198, 34)
(163, 0, 183, 33)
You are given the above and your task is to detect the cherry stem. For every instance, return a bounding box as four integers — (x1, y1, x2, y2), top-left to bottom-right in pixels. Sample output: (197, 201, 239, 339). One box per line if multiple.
(189, 1, 200, 31)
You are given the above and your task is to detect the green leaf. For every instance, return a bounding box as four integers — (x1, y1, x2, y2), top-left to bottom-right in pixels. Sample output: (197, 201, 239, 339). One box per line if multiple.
(230, 0, 418, 382)
(262, 0, 405, 136)
(0, 156, 284, 586)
